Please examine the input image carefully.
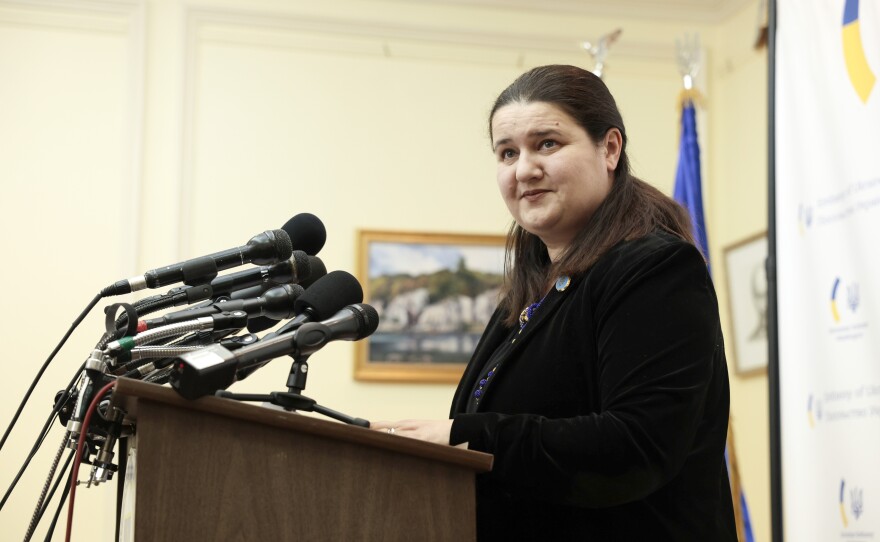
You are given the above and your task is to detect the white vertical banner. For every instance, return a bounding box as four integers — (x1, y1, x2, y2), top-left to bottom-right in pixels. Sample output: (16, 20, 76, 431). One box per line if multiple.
(776, 0, 880, 540)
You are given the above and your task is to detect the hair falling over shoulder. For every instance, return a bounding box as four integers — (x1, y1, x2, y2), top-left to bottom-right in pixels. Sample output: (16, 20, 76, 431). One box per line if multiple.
(491, 65, 696, 326)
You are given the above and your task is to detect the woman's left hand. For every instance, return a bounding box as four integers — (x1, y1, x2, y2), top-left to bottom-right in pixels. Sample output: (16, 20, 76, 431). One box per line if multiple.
(370, 419, 454, 445)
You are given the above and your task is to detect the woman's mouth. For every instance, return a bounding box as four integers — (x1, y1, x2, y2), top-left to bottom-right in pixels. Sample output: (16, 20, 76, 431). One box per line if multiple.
(521, 189, 549, 201)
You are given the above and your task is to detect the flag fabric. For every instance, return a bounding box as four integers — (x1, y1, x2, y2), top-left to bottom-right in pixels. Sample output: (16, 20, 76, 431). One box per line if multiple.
(673, 98, 755, 542)
(739, 491, 755, 542)
(725, 446, 757, 542)
(673, 101, 710, 269)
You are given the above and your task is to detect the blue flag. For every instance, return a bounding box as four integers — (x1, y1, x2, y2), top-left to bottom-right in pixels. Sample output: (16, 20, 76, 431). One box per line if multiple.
(675, 100, 754, 542)
(673, 102, 710, 269)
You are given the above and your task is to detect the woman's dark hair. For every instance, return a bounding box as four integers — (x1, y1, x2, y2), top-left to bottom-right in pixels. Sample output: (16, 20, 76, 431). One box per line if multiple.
(490, 64, 696, 326)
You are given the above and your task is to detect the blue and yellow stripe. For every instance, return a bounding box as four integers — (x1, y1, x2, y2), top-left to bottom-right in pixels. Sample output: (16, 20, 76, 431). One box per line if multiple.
(831, 277, 842, 323)
(842, 0, 876, 103)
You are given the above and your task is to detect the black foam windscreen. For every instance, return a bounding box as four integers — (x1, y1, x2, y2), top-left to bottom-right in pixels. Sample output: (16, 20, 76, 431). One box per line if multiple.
(293, 270, 363, 319)
(282, 213, 326, 256)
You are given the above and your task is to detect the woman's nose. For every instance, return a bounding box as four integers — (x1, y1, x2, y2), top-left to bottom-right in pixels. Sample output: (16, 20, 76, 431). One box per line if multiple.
(515, 152, 543, 183)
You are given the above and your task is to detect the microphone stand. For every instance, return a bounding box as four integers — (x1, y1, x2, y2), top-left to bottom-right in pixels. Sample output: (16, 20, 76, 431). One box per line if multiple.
(215, 355, 370, 427)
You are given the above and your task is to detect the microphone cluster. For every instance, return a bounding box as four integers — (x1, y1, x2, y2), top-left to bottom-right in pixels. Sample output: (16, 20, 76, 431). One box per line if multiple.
(0, 212, 388, 542)
(65, 212, 379, 485)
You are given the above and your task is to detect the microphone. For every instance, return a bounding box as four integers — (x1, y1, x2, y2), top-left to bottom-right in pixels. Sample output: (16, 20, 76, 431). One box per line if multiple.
(133, 253, 324, 323)
(281, 213, 326, 256)
(140, 284, 305, 329)
(296, 256, 327, 289)
(271, 270, 364, 336)
(103, 229, 294, 295)
(204, 250, 317, 299)
(242, 257, 328, 333)
(170, 304, 379, 399)
(199, 212, 324, 299)
(236, 272, 365, 379)
(225, 253, 325, 301)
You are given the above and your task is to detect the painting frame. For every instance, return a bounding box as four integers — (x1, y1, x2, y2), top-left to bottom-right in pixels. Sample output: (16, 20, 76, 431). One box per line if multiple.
(723, 231, 769, 376)
(355, 229, 507, 383)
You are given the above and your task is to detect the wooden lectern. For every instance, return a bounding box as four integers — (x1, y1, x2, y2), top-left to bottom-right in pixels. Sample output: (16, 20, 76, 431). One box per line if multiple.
(110, 378, 493, 541)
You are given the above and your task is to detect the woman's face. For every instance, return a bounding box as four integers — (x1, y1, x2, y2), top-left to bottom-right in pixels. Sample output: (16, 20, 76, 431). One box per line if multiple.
(491, 101, 619, 260)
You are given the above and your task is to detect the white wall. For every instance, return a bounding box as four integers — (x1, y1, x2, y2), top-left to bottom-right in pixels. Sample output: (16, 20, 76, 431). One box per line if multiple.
(0, 0, 769, 540)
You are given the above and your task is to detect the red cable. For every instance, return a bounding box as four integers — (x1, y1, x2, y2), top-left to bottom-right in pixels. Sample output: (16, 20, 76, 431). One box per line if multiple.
(65, 380, 116, 542)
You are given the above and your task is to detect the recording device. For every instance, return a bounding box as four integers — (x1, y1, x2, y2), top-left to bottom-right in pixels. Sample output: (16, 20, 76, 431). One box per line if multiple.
(170, 303, 379, 400)
(102, 229, 294, 296)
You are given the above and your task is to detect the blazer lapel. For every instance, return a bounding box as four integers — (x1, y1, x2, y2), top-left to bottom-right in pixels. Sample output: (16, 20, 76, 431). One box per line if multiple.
(449, 307, 511, 415)
(450, 277, 579, 415)
(470, 284, 573, 412)
(506, 283, 568, 349)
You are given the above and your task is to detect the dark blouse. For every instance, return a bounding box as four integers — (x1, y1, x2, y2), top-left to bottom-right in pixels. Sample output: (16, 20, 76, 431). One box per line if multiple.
(449, 233, 737, 541)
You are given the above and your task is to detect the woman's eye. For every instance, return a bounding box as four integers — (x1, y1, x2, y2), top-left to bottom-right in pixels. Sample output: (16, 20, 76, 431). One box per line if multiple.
(499, 149, 517, 160)
(540, 140, 557, 150)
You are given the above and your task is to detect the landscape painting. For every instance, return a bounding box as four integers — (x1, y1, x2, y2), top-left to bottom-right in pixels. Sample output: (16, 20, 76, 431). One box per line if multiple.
(355, 230, 506, 383)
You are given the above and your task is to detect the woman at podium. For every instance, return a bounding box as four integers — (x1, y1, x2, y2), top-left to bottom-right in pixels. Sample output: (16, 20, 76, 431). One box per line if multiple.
(373, 65, 737, 540)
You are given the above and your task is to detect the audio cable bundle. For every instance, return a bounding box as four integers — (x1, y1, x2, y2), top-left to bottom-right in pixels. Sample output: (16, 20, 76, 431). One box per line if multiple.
(0, 213, 379, 541)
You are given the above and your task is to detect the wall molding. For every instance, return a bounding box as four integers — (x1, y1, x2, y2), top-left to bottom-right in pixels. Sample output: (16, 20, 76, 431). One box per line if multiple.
(184, 5, 674, 63)
(400, 0, 751, 24)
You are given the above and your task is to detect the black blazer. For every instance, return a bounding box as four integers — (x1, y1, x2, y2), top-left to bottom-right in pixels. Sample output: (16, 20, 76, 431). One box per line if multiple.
(449, 233, 737, 541)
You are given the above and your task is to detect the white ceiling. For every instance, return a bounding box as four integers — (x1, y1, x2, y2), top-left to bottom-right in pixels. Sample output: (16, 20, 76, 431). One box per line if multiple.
(410, 0, 754, 23)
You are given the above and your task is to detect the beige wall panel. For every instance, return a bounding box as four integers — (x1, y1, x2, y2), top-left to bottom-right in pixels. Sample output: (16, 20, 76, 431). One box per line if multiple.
(0, 2, 142, 540)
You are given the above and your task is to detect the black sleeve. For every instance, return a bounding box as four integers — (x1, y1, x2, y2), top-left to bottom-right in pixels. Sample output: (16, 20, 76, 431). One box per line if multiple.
(449, 238, 724, 507)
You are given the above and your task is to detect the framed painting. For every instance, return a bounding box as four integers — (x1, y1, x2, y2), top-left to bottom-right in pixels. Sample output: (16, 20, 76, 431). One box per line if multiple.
(355, 230, 506, 383)
(723, 232, 768, 375)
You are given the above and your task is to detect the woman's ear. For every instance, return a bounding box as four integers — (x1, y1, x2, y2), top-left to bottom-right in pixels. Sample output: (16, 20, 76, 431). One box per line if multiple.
(602, 128, 623, 172)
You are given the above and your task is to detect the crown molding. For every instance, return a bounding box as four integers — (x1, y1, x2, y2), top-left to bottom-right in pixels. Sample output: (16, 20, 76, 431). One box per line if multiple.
(397, 0, 753, 24)
(185, 6, 673, 62)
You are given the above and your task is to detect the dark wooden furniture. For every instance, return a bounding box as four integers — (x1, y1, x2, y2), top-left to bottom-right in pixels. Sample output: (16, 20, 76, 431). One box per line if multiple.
(110, 378, 492, 541)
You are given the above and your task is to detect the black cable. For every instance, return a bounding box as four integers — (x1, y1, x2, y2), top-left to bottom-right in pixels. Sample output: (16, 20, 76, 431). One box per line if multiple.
(28, 449, 75, 542)
(42, 463, 73, 542)
(0, 411, 60, 512)
(0, 364, 84, 512)
(0, 292, 103, 454)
